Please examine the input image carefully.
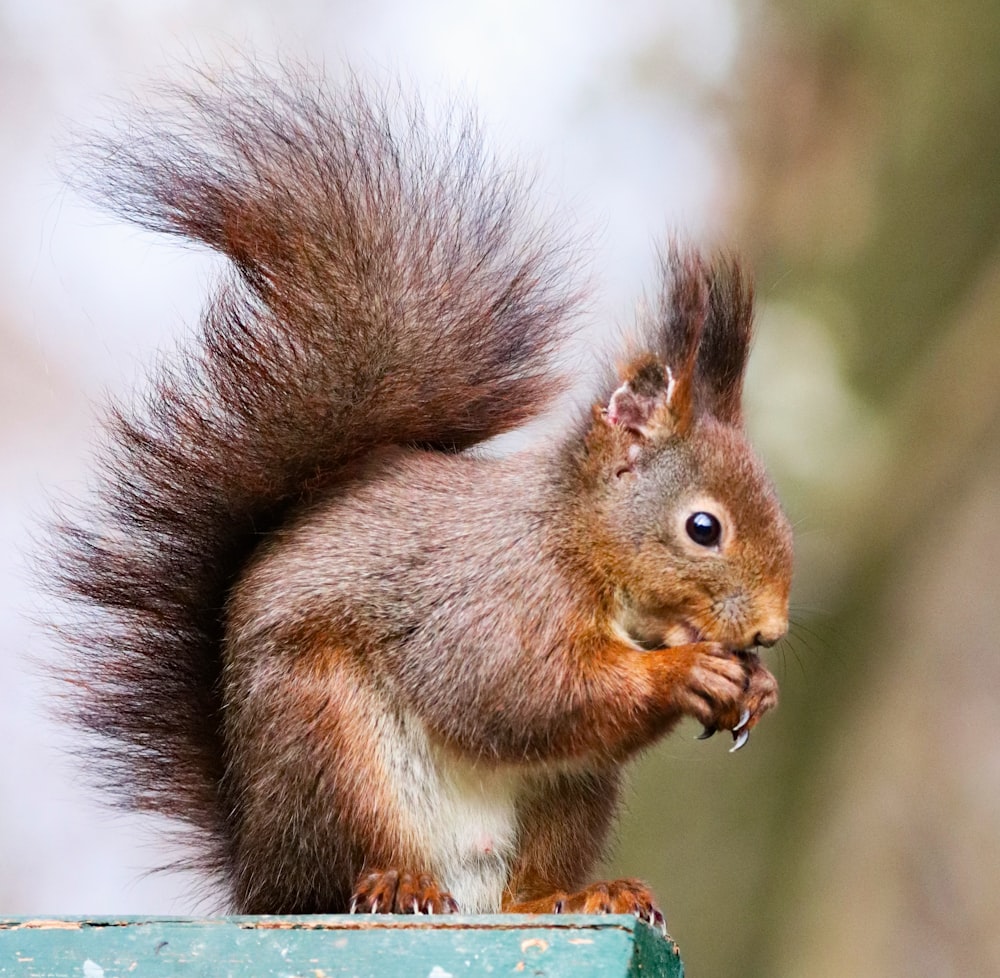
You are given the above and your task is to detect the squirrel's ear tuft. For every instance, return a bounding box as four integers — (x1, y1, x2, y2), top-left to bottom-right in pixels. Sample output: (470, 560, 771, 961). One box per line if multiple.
(696, 256, 755, 426)
(658, 244, 711, 381)
(606, 243, 754, 445)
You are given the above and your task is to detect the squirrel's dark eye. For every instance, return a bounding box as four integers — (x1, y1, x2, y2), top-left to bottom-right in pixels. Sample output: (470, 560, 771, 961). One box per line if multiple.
(686, 512, 722, 548)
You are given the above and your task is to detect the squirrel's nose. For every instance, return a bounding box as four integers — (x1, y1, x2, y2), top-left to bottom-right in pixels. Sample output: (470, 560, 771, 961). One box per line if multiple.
(753, 620, 788, 648)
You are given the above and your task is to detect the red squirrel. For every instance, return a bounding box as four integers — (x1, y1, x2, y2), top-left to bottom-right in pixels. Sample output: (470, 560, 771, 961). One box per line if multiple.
(52, 65, 793, 926)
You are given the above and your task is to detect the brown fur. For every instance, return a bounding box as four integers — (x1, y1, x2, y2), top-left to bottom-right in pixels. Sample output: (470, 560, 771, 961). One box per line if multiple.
(49, 64, 793, 918)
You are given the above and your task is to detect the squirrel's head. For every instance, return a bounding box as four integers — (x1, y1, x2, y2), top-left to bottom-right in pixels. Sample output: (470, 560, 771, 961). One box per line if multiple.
(579, 245, 793, 654)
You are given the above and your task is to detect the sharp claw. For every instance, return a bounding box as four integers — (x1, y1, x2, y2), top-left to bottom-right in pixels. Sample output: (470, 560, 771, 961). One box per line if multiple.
(349, 897, 358, 915)
(733, 708, 751, 732)
(412, 898, 420, 914)
(648, 908, 667, 937)
(730, 728, 750, 752)
(695, 726, 716, 740)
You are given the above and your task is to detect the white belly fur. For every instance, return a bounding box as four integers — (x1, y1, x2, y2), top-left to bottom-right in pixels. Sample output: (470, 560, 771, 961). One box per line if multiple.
(375, 708, 527, 913)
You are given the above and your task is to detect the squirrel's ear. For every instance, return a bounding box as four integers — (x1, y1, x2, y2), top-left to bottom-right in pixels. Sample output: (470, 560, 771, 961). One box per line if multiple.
(603, 353, 692, 441)
(608, 243, 708, 439)
(695, 256, 754, 426)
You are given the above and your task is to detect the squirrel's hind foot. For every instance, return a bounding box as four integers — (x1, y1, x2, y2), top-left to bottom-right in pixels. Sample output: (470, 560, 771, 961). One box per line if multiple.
(349, 869, 460, 914)
(506, 878, 666, 934)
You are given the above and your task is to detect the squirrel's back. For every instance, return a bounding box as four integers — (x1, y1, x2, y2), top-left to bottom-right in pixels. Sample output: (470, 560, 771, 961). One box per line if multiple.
(51, 65, 583, 890)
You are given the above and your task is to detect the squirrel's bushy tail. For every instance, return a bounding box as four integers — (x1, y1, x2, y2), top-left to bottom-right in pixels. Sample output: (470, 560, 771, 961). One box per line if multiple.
(51, 64, 581, 893)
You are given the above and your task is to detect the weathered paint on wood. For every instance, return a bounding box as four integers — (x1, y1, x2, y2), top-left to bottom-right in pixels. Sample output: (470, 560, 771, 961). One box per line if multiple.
(0, 914, 683, 977)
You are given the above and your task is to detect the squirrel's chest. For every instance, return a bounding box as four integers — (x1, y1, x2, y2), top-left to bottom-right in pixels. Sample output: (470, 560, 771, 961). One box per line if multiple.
(377, 714, 529, 913)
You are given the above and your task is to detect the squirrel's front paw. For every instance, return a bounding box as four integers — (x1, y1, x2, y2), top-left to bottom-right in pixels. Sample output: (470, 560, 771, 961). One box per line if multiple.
(683, 645, 778, 751)
(350, 869, 459, 914)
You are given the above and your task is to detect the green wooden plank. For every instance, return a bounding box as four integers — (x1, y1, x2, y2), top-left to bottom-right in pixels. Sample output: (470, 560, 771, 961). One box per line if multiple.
(0, 915, 683, 977)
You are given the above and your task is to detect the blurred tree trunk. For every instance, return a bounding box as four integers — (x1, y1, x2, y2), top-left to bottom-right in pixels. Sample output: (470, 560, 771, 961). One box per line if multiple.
(613, 2, 1000, 976)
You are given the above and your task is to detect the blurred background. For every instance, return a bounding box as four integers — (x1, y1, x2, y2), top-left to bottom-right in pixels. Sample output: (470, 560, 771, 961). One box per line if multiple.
(2, 1, 999, 975)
